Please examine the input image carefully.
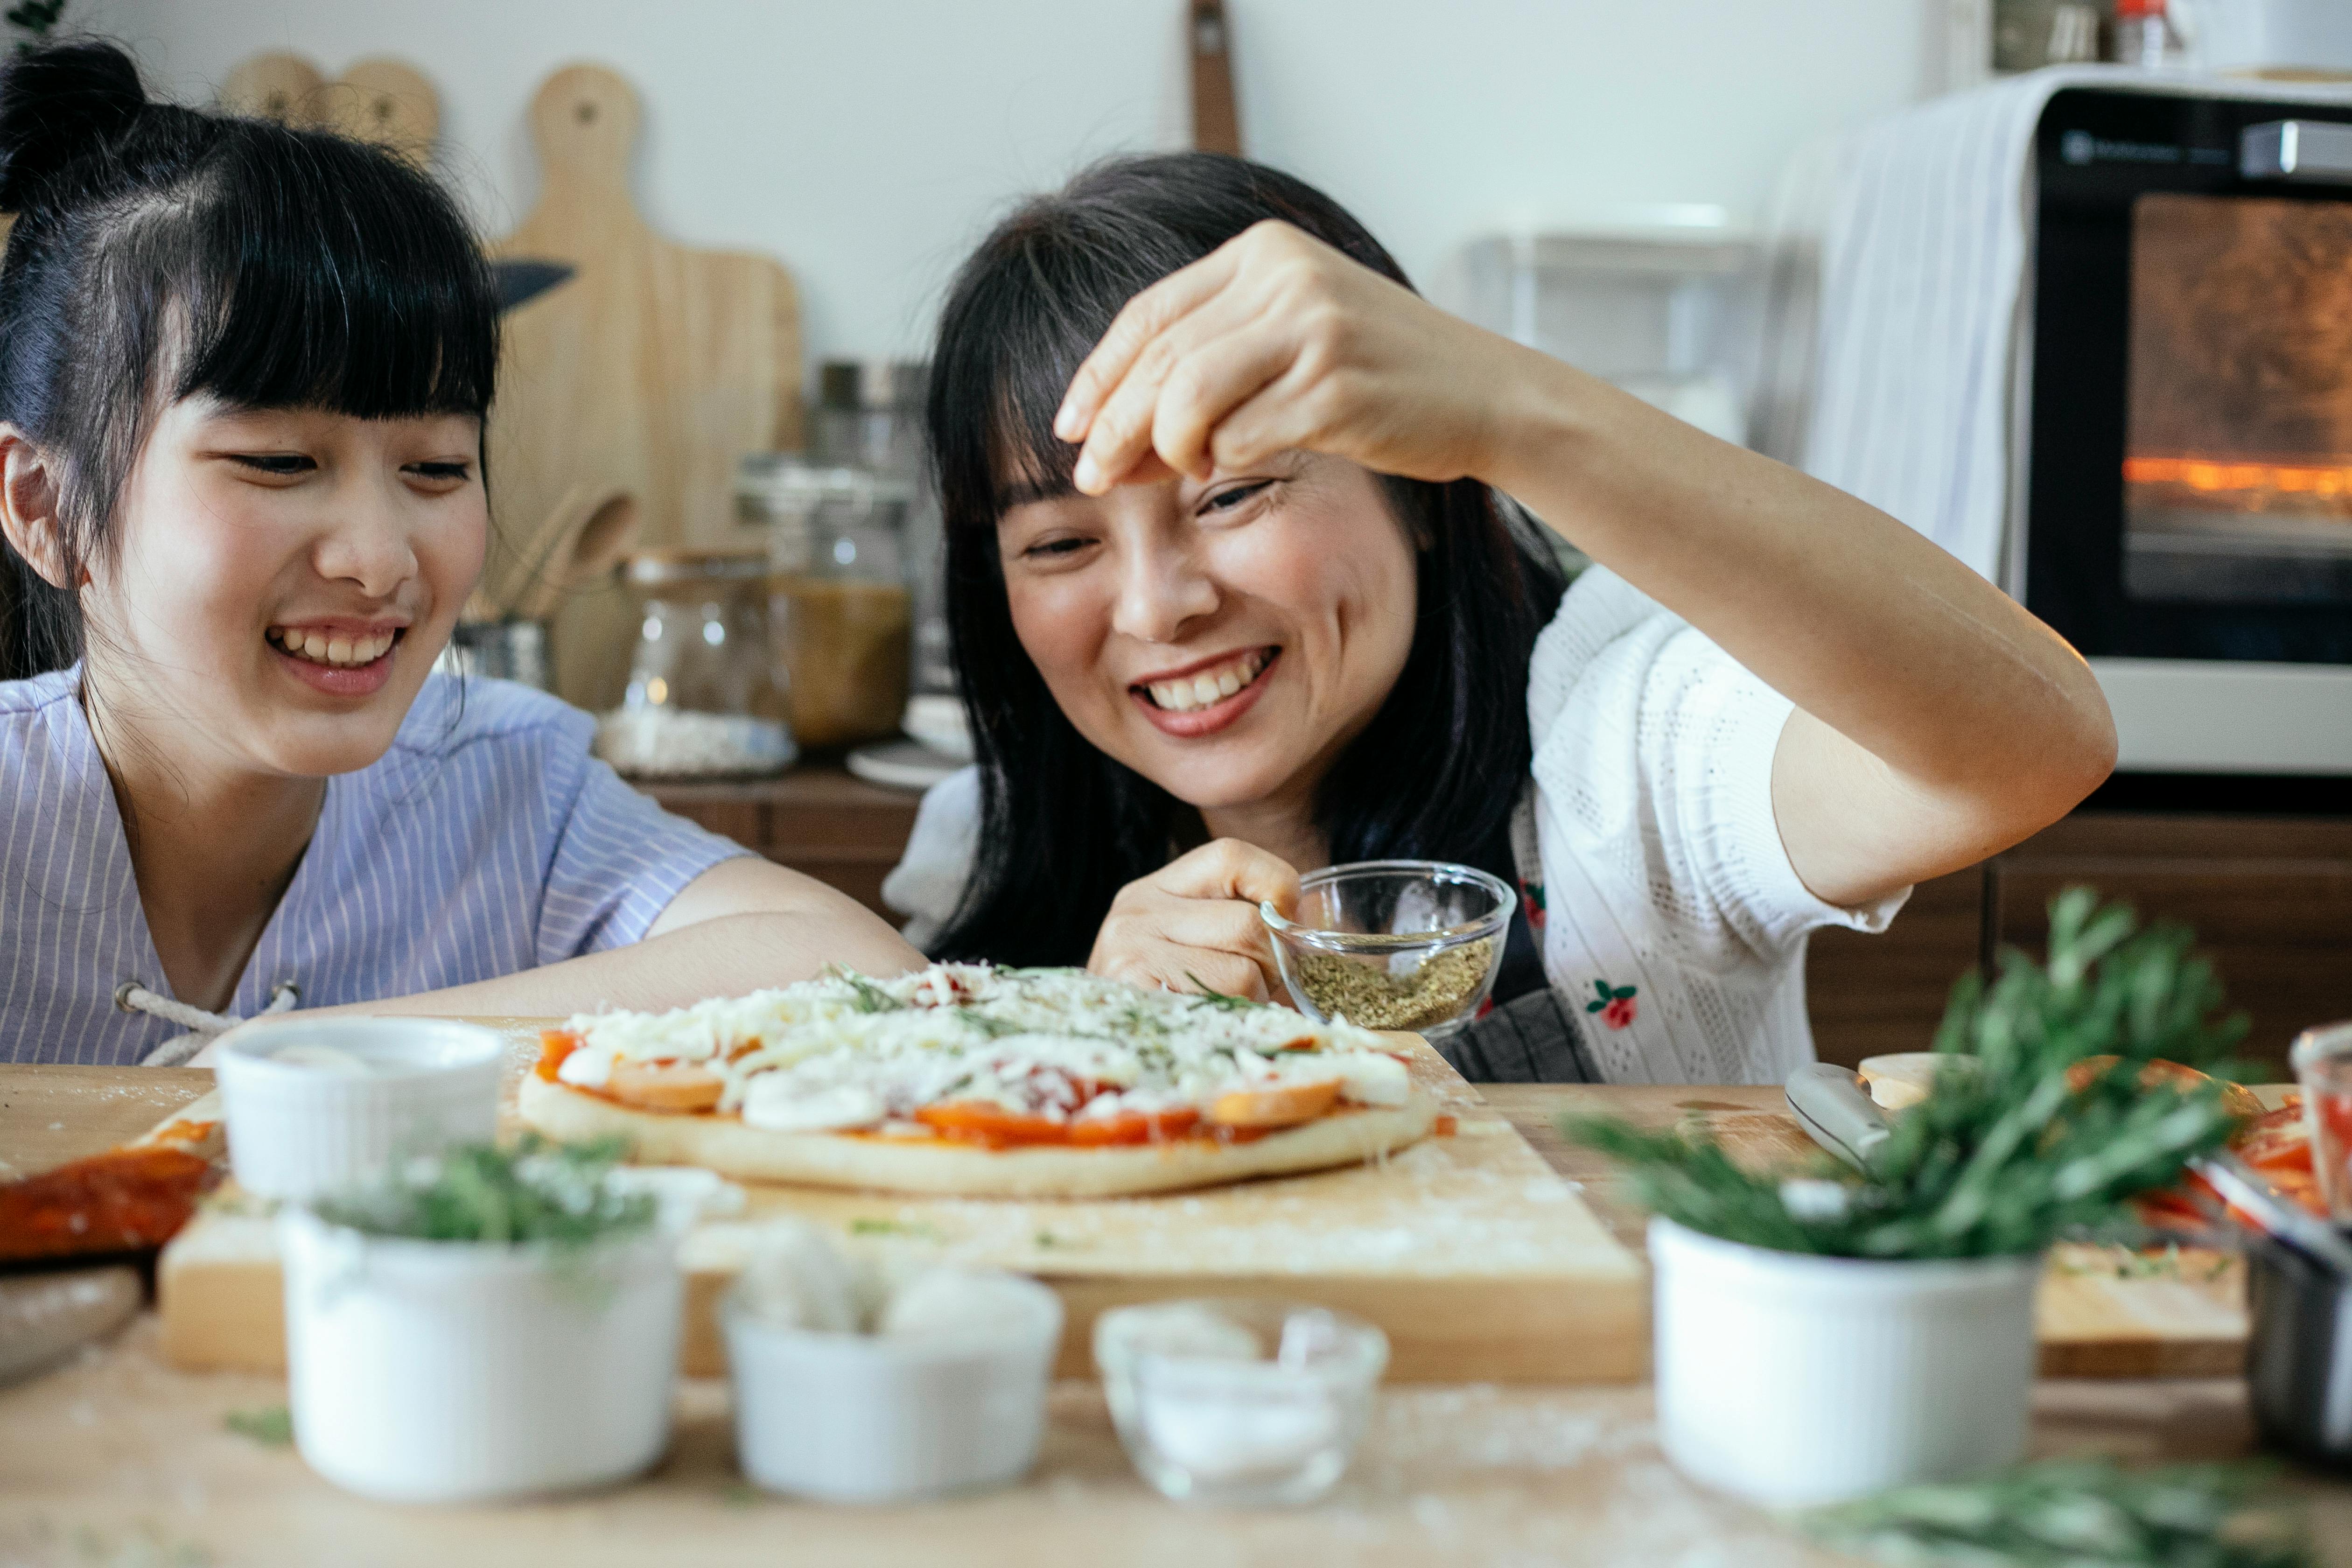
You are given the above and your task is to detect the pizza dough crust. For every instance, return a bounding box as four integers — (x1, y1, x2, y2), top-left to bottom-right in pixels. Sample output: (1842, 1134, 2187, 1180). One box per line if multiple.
(518, 1074, 1438, 1198)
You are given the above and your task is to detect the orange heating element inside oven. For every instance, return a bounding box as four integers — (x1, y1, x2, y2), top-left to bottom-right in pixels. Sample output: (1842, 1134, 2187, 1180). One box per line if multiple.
(2124, 455, 2352, 514)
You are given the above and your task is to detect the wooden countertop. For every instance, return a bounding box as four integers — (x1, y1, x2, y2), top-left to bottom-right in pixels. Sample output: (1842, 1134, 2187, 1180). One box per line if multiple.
(7, 1317, 2336, 1568)
(4, 1070, 2346, 1563)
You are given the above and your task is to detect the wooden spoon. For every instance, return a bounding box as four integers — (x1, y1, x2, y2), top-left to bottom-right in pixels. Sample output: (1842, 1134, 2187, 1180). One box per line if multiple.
(513, 491, 640, 623)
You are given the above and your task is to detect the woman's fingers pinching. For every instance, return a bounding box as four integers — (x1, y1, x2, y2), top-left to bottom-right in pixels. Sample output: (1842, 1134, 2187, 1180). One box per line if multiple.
(1054, 245, 1239, 448)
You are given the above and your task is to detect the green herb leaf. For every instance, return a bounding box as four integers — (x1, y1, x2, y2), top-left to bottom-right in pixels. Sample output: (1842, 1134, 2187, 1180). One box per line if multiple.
(847, 1218, 942, 1241)
(826, 965, 903, 1015)
(310, 1135, 657, 1248)
(224, 1405, 292, 1447)
(1182, 972, 1257, 1010)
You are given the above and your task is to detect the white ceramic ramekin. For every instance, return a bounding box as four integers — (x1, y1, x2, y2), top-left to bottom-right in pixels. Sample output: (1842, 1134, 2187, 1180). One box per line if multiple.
(1648, 1216, 2043, 1508)
(215, 1018, 502, 1201)
(279, 1206, 683, 1503)
(723, 1272, 1064, 1502)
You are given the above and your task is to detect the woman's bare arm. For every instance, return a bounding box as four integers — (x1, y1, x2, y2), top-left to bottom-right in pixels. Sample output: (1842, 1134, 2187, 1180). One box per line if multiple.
(274, 858, 922, 1022)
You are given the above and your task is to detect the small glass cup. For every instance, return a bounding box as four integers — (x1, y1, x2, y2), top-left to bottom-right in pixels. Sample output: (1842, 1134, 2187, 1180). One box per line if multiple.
(2291, 1021, 2352, 1221)
(1093, 1298, 1387, 1506)
(1260, 860, 1515, 1040)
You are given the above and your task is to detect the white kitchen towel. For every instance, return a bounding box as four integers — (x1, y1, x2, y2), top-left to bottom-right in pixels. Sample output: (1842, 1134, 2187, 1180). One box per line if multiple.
(1758, 65, 2352, 582)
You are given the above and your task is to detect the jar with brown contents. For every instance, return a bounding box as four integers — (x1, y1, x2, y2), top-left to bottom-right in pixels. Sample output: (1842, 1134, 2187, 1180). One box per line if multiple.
(745, 462, 916, 749)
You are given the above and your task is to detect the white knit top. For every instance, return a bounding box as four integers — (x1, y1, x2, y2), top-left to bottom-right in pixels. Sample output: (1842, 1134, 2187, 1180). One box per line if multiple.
(881, 567, 1908, 1085)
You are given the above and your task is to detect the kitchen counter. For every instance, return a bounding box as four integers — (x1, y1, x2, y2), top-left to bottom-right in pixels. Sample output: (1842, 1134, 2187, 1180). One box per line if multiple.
(4, 1072, 2346, 1565)
(2, 1321, 2322, 1568)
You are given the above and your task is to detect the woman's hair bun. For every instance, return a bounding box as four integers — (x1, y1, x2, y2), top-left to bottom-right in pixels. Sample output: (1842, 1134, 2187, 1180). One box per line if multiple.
(0, 39, 148, 214)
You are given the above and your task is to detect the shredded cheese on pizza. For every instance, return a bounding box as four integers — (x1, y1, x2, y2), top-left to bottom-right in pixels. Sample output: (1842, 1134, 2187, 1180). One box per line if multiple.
(548, 964, 1412, 1138)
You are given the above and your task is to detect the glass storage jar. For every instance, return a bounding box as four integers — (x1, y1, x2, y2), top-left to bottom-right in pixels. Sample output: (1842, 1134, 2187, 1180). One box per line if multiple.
(744, 461, 914, 750)
(594, 547, 796, 780)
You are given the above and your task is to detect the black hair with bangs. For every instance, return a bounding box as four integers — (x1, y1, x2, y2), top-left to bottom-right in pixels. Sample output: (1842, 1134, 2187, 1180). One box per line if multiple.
(926, 152, 1568, 967)
(0, 39, 499, 679)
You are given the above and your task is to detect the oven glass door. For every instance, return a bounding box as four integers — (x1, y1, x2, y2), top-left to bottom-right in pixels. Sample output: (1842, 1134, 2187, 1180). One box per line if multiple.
(2028, 88, 2352, 664)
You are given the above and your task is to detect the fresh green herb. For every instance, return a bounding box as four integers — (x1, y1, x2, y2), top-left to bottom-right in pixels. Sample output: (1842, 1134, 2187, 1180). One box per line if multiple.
(959, 1010, 1023, 1039)
(718, 1480, 760, 1509)
(1035, 1228, 1083, 1249)
(848, 1218, 942, 1241)
(826, 965, 903, 1015)
(1564, 889, 2249, 1260)
(1183, 972, 1258, 1011)
(224, 1405, 292, 1447)
(310, 1135, 657, 1247)
(1801, 1459, 2313, 1567)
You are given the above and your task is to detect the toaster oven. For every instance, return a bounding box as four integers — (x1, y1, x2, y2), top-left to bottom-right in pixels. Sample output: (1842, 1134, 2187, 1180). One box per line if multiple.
(2018, 85, 2352, 773)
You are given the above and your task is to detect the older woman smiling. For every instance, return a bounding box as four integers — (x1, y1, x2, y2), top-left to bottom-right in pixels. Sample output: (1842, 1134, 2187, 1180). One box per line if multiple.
(882, 154, 2115, 1085)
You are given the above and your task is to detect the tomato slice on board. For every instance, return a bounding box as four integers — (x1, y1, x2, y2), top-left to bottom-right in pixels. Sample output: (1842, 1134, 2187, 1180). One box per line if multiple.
(1065, 1107, 1203, 1146)
(914, 1102, 1075, 1148)
(535, 1030, 581, 1082)
(2234, 1106, 2313, 1174)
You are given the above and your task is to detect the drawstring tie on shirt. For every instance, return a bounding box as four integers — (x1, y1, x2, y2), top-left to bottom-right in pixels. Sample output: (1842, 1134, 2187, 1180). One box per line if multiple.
(119, 979, 300, 1067)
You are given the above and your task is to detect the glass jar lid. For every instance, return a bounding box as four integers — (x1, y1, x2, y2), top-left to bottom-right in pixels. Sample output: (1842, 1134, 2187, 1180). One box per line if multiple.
(621, 546, 771, 588)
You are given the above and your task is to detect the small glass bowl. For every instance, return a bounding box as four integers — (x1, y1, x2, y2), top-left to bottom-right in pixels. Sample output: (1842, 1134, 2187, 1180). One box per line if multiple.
(1259, 860, 1515, 1040)
(1094, 1298, 1387, 1506)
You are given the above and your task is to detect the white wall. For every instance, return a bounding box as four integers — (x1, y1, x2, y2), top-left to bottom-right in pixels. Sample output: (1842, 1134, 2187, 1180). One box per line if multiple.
(83, 0, 1939, 366)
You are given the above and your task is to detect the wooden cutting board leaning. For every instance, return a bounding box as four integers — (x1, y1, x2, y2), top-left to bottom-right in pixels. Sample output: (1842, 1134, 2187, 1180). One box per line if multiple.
(217, 51, 440, 159)
(487, 65, 804, 710)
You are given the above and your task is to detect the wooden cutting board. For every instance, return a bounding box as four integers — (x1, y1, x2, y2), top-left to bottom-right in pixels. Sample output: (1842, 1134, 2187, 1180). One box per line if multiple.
(154, 1023, 1648, 1385)
(487, 65, 804, 710)
(0, 1066, 213, 1185)
(1500, 1084, 2275, 1379)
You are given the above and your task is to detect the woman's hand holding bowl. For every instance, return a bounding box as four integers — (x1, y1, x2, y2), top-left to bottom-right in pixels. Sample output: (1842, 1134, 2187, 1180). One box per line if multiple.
(1088, 839, 1302, 1004)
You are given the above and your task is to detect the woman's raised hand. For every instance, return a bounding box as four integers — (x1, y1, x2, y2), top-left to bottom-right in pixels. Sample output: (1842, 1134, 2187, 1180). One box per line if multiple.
(1053, 220, 1515, 495)
(1088, 839, 1303, 1003)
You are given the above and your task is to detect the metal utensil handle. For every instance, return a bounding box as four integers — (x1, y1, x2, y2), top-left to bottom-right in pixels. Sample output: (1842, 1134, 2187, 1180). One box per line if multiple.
(2191, 1152, 2352, 1280)
(1783, 1062, 1893, 1174)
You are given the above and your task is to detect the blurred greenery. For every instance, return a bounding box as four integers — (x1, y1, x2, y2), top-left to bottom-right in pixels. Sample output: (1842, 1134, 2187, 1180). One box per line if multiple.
(310, 1134, 656, 1247)
(1562, 888, 2249, 1259)
(1801, 1457, 2313, 1567)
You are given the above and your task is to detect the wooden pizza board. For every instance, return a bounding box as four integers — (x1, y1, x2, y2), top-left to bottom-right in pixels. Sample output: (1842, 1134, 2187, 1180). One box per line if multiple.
(155, 1023, 1648, 1385)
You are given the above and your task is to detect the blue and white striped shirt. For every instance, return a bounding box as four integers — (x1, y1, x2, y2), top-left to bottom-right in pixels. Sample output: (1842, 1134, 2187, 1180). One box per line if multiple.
(1, 669, 748, 1065)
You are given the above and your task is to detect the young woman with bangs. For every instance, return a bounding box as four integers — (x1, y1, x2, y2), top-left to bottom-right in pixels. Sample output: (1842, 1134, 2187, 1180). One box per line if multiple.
(883, 153, 2117, 1085)
(0, 42, 918, 1066)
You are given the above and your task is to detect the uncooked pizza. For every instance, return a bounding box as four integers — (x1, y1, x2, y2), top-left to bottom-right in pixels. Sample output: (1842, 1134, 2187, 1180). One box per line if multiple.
(518, 965, 1438, 1198)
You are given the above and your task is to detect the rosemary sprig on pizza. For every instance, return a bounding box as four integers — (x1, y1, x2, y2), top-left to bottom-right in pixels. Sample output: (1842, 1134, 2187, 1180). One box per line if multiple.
(517, 964, 1438, 1198)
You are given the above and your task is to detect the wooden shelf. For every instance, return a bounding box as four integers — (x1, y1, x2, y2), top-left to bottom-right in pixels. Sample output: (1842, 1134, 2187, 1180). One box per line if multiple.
(1811, 806, 2352, 1076)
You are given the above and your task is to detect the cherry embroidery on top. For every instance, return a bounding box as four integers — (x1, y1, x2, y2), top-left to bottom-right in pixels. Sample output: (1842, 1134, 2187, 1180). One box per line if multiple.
(1586, 980, 1638, 1030)
(1519, 879, 1547, 933)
